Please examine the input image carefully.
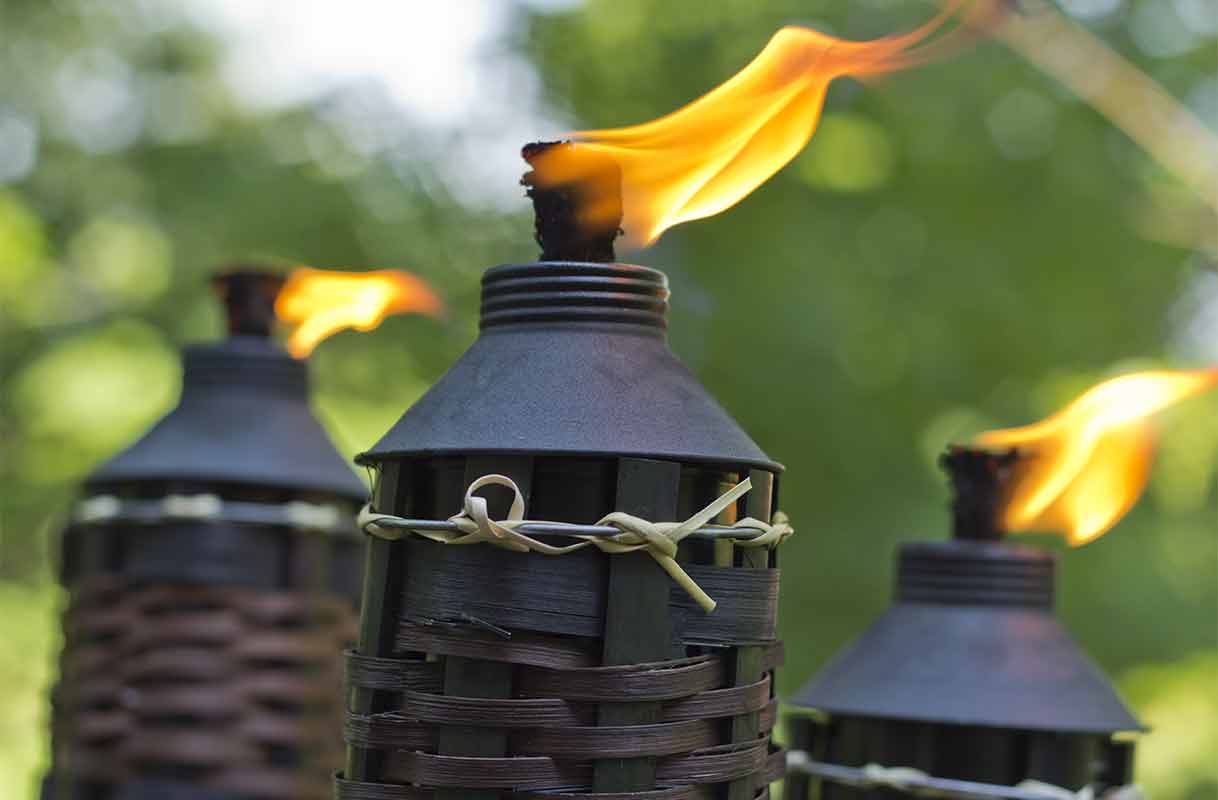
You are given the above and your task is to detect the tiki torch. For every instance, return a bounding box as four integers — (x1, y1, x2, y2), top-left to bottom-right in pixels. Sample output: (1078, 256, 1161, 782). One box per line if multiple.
(335, 146, 790, 798)
(785, 368, 1218, 799)
(48, 265, 440, 800)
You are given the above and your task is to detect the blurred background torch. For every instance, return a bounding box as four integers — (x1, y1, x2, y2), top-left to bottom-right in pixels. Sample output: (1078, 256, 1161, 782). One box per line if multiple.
(47, 265, 439, 800)
(784, 368, 1216, 799)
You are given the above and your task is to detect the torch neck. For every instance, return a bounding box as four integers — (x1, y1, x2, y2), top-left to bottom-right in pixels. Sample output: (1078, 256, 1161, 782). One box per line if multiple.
(896, 539, 1055, 609)
(940, 445, 1019, 542)
(182, 337, 306, 395)
(212, 269, 286, 338)
(479, 262, 669, 331)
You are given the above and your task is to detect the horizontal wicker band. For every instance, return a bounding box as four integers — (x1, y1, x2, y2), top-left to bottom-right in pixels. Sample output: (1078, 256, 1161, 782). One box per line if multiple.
(394, 621, 783, 673)
(345, 696, 777, 754)
(398, 619, 600, 668)
(344, 641, 784, 792)
(514, 786, 773, 800)
(398, 677, 771, 727)
(517, 655, 727, 701)
(344, 651, 444, 692)
(53, 576, 356, 800)
(346, 649, 782, 703)
(333, 776, 777, 800)
(366, 741, 784, 790)
(399, 537, 780, 642)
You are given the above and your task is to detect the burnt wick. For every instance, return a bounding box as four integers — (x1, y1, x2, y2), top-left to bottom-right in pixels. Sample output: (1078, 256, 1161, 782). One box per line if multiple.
(521, 141, 623, 263)
(212, 267, 286, 338)
(940, 444, 1020, 541)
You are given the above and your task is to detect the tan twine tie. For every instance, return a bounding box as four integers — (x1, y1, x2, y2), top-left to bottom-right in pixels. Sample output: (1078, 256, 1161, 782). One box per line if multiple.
(860, 763, 1146, 799)
(787, 753, 1144, 800)
(358, 474, 793, 613)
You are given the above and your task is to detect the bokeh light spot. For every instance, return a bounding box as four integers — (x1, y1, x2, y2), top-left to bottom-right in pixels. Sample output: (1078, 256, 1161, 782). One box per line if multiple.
(0, 109, 38, 183)
(987, 88, 1057, 160)
(798, 113, 896, 193)
(12, 320, 178, 481)
(0, 191, 49, 304)
(1121, 653, 1218, 798)
(69, 217, 173, 307)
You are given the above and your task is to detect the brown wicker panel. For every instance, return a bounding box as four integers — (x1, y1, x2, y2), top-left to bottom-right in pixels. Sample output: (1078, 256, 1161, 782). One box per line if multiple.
(340, 559, 786, 798)
(53, 575, 357, 800)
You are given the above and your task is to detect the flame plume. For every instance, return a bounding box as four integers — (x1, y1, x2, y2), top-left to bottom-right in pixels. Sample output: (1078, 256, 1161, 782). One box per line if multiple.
(528, 1, 1002, 248)
(975, 369, 1218, 545)
(275, 268, 443, 358)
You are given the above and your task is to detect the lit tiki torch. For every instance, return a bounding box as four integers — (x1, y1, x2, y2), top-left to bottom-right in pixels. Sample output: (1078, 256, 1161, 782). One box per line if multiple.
(786, 368, 1217, 799)
(338, 182, 790, 798)
(48, 265, 439, 800)
(336, 5, 1002, 799)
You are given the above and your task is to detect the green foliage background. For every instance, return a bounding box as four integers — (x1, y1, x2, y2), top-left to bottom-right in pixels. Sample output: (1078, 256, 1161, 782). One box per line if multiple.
(1, 1, 1215, 797)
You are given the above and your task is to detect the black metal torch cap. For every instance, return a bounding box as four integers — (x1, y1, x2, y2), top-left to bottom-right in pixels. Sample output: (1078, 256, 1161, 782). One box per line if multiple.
(358, 261, 780, 471)
(789, 538, 1143, 734)
(88, 271, 367, 500)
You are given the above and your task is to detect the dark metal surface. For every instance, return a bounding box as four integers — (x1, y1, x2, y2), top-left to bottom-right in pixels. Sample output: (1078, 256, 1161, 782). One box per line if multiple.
(789, 539, 1141, 734)
(90, 335, 366, 500)
(359, 262, 780, 472)
(895, 540, 1054, 608)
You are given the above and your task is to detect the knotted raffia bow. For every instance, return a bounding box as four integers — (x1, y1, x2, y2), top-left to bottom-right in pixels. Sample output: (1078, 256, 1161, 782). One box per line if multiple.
(359, 474, 793, 612)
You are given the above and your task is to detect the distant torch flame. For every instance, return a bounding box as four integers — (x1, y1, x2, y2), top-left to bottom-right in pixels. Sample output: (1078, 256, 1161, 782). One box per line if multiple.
(274, 268, 443, 358)
(529, 1, 1001, 248)
(975, 369, 1218, 546)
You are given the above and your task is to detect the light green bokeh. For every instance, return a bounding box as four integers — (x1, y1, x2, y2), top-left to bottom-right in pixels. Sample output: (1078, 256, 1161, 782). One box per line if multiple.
(0, 583, 58, 799)
(11, 319, 179, 482)
(1120, 652, 1218, 799)
(68, 216, 173, 308)
(797, 113, 897, 193)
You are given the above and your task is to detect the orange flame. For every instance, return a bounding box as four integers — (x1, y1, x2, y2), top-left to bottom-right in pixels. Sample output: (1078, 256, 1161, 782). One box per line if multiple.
(529, 1, 1001, 248)
(274, 268, 443, 358)
(975, 369, 1218, 546)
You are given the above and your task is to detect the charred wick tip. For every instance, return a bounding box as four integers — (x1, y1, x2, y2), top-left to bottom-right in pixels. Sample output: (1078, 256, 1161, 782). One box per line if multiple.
(212, 267, 286, 338)
(940, 444, 1020, 542)
(521, 140, 623, 263)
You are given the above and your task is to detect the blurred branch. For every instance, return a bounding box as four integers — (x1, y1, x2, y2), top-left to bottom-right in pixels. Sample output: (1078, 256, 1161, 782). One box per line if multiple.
(997, 0, 1218, 215)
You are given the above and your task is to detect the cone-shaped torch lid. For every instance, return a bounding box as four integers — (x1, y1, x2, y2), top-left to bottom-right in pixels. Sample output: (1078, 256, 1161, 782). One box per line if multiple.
(788, 540, 1142, 734)
(358, 262, 779, 471)
(87, 271, 367, 501)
